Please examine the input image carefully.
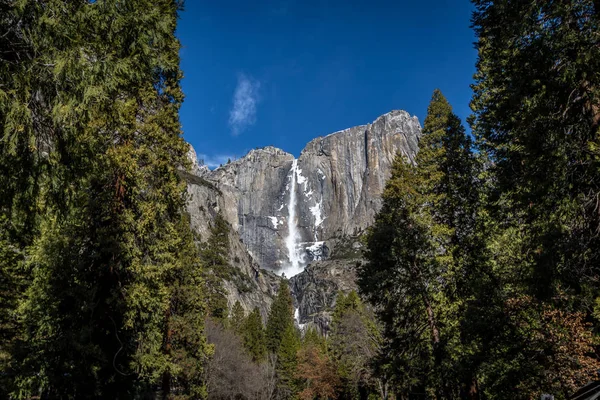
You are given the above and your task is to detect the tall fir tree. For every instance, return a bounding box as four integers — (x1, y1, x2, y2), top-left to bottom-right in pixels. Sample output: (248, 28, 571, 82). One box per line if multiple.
(276, 324, 301, 398)
(471, 0, 600, 301)
(358, 90, 477, 399)
(0, 1, 210, 397)
(469, 1, 600, 397)
(199, 212, 231, 321)
(241, 307, 267, 363)
(265, 282, 299, 398)
(266, 282, 295, 353)
(229, 300, 246, 334)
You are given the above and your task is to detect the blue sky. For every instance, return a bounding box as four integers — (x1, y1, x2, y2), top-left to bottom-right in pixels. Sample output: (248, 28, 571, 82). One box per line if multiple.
(177, 1, 477, 167)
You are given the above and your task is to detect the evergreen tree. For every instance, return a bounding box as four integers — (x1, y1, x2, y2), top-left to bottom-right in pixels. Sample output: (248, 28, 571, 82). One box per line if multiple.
(230, 300, 246, 334)
(471, 0, 600, 301)
(241, 307, 267, 362)
(265, 282, 299, 398)
(469, 1, 600, 397)
(266, 282, 294, 353)
(0, 1, 209, 397)
(199, 212, 231, 321)
(301, 327, 326, 354)
(358, 90, 477, 398)
(330, 291, 384, 399)
(276, 324, 301, 398)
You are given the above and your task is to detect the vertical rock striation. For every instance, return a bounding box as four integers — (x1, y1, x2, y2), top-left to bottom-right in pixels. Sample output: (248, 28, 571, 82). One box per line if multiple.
(295, 110, 420, 242)
(185, 109, 421, 323)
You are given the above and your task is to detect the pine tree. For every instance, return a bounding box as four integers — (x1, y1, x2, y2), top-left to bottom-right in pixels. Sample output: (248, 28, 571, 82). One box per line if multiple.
(0, 1, 210, 397)
(200, 212, 231, 321)
(358, 90, 477, 398)
(277, 324, 301, 398)
(330, 291, 383, 399)
(468, 1, 600, 397)
(241, 307, 267, 362)
(266, 282, 295, 353)
(471, 0, 600, 301)
(301, 327, 326, 354)
(230, 300, 246, 334)
(265, 282, 300, 398)
(0, 1, 60, 392)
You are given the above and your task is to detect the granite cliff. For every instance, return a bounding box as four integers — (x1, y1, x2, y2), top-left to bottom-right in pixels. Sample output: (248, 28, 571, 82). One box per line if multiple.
(184, 110, 421, 326)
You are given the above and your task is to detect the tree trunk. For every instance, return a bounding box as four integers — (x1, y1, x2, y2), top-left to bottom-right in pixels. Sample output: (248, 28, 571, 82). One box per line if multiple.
(162, 308, 172, 399)
(461, 378, 479, 400)
(591, 96, 599, 134)
(424, 300, 440, 346)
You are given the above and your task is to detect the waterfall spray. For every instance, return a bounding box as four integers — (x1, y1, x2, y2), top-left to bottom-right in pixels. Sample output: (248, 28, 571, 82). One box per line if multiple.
(283, 159, 304, 277)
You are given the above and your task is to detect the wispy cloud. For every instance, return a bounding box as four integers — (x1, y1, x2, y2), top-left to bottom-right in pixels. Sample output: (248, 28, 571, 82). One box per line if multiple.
(228, 73, 260, 136)
(198, 154, 236, 169)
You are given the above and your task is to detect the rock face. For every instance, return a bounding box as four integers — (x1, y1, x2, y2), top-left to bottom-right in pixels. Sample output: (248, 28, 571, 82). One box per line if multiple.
(289, 259, 359, 335)
(295, 110, 420, 242)
(185, 110, 421, 324)
(205, 147, 294, 271)
(199, 110, 420, 272)
(184, 167, 281, 319)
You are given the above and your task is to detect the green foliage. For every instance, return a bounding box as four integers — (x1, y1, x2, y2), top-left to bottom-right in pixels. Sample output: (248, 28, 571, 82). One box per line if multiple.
(230, 300, 246, 334)
(330, 291, 385, 399)
(241, 307, 267, 363)
(332, 290, 362, 325)
(265, 282, 300, 398)
(199, 212, 255, 322)
(471, 0, 600, 303)
(358, 90, 477, 398)
(276, 324, 301, 398)
(266, 282, 295, 353)
(0, 0, 209, 397)
(468, 0, 600, 397)
(302, 327, 326, 354)
(199, 212, 231, 322)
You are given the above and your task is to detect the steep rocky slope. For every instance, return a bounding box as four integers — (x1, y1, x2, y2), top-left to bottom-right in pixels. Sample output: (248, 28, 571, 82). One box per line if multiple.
(185, 110, 421, 326)
(183, 147, 281, 319)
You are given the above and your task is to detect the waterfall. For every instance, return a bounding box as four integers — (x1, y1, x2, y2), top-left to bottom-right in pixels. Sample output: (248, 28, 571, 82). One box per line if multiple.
(283, 159, 305, 277)
(294, 307, 306, 330)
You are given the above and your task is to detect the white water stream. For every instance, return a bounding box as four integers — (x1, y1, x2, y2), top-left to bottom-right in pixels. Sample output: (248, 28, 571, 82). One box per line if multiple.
(282, 159, 305, 277)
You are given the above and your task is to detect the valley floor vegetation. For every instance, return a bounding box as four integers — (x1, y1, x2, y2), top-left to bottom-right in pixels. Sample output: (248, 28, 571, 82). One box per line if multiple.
(1, 0, 600, 399)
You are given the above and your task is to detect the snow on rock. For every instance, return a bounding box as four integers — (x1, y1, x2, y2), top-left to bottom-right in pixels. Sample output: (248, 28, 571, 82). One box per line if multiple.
(317, 168, 325, 180)
(268, 216, 281, 229)
(305, 241, 327, 261)
(296, 167, 309, 191)
(310, 200, 324, 228)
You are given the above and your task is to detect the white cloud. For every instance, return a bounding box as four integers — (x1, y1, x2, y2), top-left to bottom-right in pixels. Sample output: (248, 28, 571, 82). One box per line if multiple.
(228, 73, 260, 136)
(197, 154, 236, 169)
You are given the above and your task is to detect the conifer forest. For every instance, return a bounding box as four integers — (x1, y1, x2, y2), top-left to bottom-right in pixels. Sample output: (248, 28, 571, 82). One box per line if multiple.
(1, 1, 600, 399)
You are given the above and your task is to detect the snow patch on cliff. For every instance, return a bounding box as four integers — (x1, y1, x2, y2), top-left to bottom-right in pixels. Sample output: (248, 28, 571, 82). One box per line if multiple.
(268, 216, 281, 229)
(306, 241, 326, 261)
(296, 167, 309, 191)
(310, 200, 324, 227)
